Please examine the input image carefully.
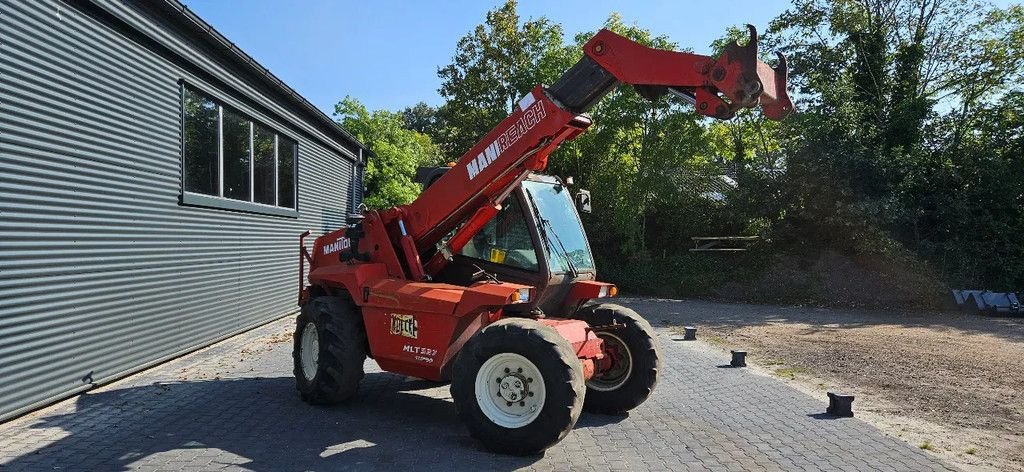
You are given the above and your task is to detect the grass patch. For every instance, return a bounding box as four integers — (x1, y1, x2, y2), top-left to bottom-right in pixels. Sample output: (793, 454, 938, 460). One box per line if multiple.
(773, 366, 808, 380)
(706, 335, 727, 346)
(762, 358, 785, 366)
(919, 441, 935, 451)
(965, 447, 977, 455)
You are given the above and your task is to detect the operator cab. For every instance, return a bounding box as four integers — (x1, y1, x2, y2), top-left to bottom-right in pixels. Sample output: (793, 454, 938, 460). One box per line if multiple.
(419, 169, 596, 315)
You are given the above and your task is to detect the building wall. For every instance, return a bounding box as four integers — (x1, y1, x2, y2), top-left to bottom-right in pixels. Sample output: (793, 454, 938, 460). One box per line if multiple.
(0, 0, 363, 421)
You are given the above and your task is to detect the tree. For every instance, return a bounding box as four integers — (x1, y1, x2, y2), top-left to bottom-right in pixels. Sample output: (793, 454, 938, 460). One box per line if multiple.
(434, 0, 569, 158)
(763, 0, 1024, 289)
(765, 0, 1005, 218)
(334, 97, 443, 209)
(910, 92, 1024, 289)
(401, 102, 441, 136)
(942, 5, 1024, 147)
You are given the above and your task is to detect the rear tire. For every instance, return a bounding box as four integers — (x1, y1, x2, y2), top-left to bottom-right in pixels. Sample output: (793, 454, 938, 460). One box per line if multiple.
(293, 296, 367, 404)
(451, 318, 585, 455)
(574, 303, 660, 414)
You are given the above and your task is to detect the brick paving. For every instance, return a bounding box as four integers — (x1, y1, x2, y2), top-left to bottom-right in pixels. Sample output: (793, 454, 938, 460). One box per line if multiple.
(0, 300, 957, 471)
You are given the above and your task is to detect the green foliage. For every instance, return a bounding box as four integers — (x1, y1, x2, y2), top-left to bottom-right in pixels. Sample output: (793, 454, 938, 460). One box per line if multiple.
(908, 92, 1024, 289)
(763, 0, 1024, 290)
(401, 102, 441, 136)
(433, 0, 569, 158)
(334, 97, 442, 209)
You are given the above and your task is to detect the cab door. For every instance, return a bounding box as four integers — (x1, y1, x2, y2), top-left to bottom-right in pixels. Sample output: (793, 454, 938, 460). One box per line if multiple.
(433, 190, 551, 312)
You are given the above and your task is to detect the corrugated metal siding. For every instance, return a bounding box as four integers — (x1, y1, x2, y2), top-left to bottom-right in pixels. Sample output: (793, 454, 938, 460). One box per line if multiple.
(354, 163, 365, 210)
(0, 0, 359, 421)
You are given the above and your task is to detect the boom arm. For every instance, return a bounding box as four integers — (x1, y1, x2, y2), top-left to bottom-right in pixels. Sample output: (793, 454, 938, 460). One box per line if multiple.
(376, 25, 793, 279)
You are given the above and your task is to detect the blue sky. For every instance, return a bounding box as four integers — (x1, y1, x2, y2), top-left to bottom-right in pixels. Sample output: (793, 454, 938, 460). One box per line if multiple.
(181, 0, 1018, 116)
(180, 0, 790, 115)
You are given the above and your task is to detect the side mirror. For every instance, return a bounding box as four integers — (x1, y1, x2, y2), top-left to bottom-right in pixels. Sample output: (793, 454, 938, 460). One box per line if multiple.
(575, 189, 592, 214)
(555, 176, 575, 193)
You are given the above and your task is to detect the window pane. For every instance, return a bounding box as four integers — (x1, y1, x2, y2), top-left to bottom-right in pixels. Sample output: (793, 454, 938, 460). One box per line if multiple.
(253, 124, 275, 205)
(277, 137, 296, 208)
(460, 195, 538, 271)
(523, 181, 595, 272)
(182, 87, 218, 195)
(222, 107, 251, 201)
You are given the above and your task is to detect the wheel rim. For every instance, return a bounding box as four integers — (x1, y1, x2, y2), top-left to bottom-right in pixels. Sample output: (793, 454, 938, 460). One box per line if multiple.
(474, 353, 546, 428)
(587, 332, 633, 392)
(300, 322, 319, 381)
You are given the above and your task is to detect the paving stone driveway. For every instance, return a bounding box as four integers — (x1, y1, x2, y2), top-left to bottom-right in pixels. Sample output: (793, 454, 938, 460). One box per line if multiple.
(0, 299, 956, 471)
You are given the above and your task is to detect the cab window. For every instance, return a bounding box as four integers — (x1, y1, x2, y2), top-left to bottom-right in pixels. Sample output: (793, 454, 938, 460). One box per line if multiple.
(460, 195, 539, 271)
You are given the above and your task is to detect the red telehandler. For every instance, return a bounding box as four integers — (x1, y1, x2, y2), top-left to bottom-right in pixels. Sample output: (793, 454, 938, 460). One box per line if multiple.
(295, 25, 793, 455)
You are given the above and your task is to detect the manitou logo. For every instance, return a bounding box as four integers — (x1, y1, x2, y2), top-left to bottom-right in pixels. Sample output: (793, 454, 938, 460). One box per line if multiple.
(467, 93, 547, 180)
(322, 237, 351, 255)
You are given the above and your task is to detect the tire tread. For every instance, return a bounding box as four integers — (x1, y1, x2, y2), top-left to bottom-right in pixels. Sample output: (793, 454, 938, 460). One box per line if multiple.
(575, 303, 660, 414)
(293, 296, 367, 404)
(451, 318, 585, 455)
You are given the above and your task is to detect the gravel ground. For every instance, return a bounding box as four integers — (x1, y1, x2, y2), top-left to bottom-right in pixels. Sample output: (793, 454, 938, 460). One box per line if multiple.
(618, 297, 1024, 472)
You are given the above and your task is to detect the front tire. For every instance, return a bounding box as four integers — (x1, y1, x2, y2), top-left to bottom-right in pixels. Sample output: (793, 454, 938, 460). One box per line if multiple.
(575, 303, 660, 414)
(293, 296, 367, 404)
(451, 318, 585, 455)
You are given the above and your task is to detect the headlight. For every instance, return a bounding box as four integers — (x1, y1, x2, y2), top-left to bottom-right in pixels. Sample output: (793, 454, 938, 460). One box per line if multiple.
(598, 285, 618, 298)
(511, 287, 532, 303)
